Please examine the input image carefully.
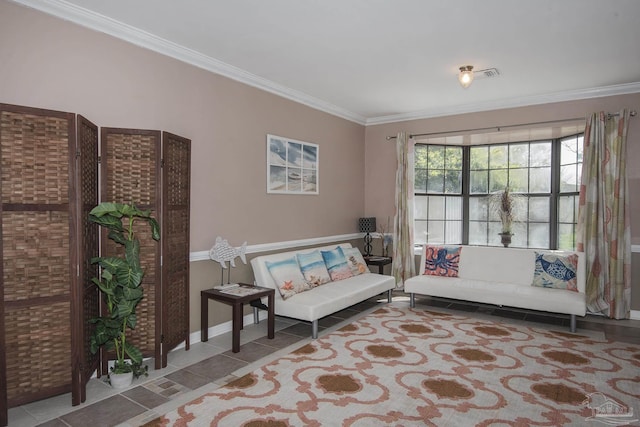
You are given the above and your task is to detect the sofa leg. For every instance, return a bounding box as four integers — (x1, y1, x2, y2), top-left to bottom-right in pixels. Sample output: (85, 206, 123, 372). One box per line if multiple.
(570, 315, 577, 333)
(312, 320, 318, 339)
(410, 293, 415, 308)
(387, 289, 393, 303)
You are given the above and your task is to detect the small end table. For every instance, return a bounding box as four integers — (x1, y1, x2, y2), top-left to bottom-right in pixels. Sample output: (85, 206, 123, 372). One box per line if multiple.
(201, 284, 275, 353)
(364, 256, 392, 274)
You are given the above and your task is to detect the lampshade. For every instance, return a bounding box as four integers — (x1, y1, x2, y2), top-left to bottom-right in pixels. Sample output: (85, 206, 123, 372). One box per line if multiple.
(458, 65, 474, 88)
(358, 217, 376, 233)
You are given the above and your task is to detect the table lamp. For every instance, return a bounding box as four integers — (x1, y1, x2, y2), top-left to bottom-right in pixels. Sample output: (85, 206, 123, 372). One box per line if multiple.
(358, 217, 376, 257)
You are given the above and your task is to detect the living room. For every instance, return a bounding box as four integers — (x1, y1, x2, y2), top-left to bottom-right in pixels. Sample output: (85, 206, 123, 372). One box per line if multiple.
(1, 1, 639, 425)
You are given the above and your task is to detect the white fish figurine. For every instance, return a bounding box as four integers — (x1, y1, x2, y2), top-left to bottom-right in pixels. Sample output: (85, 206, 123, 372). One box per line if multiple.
(209, 236, 247, 269)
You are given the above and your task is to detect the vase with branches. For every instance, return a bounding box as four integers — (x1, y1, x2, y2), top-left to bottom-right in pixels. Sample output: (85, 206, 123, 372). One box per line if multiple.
(489, 187, 524, 247)
(376, 217, 393, 257)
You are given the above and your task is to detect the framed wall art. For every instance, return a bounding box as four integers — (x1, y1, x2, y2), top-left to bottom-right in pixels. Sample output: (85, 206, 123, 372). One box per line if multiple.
(267, 134, 318, 194)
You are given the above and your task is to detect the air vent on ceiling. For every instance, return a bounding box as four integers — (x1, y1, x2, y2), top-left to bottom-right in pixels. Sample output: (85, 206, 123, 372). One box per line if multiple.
(475, 68, 501, 79)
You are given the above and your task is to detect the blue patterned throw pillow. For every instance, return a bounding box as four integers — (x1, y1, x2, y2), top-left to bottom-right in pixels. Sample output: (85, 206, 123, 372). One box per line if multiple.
(265, 257, 312, 300)
(341, 247, 370, 276)
(532, 252, 578, 291)
(321, 247, 353, 281)
(423, 246, 462, 277)
(297, 250, 331, 287)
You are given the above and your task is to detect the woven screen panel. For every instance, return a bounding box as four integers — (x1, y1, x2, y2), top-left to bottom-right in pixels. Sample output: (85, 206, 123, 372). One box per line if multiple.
(163, 208, 189, 346)
(164, 136, 190, 206)
(2, 211, 71, 302)
(4, 302, 71, 401)
(103, 131, 159, 355)
(78, 117, 100, 377)
(0, 111, 69, 204)
(104, 133, 157, 205)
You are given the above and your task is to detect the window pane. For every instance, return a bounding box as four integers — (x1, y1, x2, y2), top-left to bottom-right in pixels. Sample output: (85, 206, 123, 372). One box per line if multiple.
(414, 196, 428, 219)
(560, 164, 578, 192)
(530, 167, 551, 192)
(429, 196, 445, 219)
(469, 197, 488, 221)
(470, 146, 488, 169)
(470, 170, 488, 194)
(415, 220, 428, 245)
(446, 196, 463, 220)
(444, 170, 462, 193)
(509, 144, 529, 167)
(469, 221, 488, 245)
(509, 168, 528, 193)
(428, 146, 444, 169)
(414, 145, 428, 168)
(529, 197, 550, 222)
(560, 138, 578, 165)
(427, 170, 444, 193)
(558, 223, 575, 250)
(529, 223, 550, 248)
(445, 220, 462, 244)
(576, 136, 583, 162)
(488, 222, 502, 246)
(511, 223, 527, 248)
(415, 169, 427, 192)
(530, 142, 552, 166)
(445, 147, 462, 169)
(427, 220, 445, 243)
(558, 195, 576, 222)
(489, 169, 508, 193)
(489, 145, 508, 168)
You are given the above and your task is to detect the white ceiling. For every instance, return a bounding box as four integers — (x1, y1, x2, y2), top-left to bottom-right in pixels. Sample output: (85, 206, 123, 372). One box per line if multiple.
(14, 0, 640, 125)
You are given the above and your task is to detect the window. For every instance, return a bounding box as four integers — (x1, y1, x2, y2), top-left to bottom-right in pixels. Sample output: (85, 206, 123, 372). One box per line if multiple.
(414, 134, 583, 250)
(414, 145, 463, 245)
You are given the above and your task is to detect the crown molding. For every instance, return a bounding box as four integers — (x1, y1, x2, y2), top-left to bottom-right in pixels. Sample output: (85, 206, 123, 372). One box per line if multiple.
(10, 0, 640, 128)
(11, 0, 368, 125)
(366, 82, 640, 125)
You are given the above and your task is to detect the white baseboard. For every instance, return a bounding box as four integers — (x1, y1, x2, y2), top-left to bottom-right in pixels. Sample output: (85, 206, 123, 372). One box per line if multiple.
(630, 310, 640, 320)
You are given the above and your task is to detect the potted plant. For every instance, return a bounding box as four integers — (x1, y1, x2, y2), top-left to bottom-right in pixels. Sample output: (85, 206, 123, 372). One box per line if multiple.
(88, 202, 160, 388)
(489, 187, 523, 247)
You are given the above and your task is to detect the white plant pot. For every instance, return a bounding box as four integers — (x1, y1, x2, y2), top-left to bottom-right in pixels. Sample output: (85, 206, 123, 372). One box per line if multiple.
(109, 371, 133, 389)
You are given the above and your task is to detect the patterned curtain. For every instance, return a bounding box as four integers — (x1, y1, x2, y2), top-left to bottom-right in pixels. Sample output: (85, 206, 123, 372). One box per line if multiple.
(392, 132, 416, 287)
(576, 109, 631, 319)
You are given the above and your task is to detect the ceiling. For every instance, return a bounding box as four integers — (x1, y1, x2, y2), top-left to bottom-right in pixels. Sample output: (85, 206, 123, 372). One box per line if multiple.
(14, 0, 640, 125)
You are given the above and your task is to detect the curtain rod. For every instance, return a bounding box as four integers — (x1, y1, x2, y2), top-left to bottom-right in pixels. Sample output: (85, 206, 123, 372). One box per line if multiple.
(385, 110, 637, 140)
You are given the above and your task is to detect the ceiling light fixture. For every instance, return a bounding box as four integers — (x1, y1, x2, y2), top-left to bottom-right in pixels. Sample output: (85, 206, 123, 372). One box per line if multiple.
(458, 65, 474, 88)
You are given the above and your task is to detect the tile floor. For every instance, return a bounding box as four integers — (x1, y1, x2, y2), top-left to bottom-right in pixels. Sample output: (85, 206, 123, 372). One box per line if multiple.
(7, 293, 640, 427)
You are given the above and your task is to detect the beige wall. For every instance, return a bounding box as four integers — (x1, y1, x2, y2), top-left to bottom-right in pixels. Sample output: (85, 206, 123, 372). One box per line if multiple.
(0, 1, 366, 253)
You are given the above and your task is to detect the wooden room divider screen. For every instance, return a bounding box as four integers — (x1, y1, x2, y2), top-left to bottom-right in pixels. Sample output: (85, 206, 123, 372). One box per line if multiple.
(0, 104, 191, 427)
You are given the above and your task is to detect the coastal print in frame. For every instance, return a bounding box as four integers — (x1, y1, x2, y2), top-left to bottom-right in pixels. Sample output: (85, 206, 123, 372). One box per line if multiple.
(267, 134, 318, 194)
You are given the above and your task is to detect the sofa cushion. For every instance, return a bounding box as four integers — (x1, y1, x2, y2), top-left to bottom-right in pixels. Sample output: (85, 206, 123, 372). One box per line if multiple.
(265, 257, 311, 300)
(532, 252, 578, 292)
(341, 246, 370, 276)
(321, 247, 353, 281)
(296, 250, 331, 287)
(423, 245, 462, 277)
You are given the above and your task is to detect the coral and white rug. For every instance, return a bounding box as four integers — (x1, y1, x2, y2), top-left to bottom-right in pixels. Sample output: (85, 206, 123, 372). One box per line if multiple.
(148, 306, 640, 426)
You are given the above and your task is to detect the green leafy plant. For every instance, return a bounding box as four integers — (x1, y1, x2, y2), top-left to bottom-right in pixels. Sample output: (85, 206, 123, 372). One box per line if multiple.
(88, 202, 160, 379)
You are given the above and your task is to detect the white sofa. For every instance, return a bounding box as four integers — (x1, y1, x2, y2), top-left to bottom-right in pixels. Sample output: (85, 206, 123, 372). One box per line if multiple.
(404, 245, 586, 332)
(251, 243, 396, 338)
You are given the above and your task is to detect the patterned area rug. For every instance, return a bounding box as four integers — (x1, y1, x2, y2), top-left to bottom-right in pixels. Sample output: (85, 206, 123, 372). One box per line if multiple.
(148, 306, 640, 426)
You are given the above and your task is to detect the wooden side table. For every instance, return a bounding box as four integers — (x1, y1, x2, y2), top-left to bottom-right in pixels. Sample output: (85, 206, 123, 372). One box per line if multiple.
(201, 284, 275, 353)
(364, 256, 392, 274)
